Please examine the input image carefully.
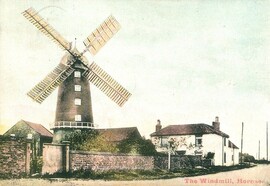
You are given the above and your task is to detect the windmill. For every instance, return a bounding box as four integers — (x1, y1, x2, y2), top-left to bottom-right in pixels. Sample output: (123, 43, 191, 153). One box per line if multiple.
(22, 7, 132, 142)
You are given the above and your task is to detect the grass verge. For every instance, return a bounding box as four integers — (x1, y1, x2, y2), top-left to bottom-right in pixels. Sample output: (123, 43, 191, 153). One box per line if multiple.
(40, 164, 255, 181)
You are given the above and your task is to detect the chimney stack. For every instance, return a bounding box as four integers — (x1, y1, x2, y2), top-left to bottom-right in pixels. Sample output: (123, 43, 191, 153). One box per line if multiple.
(212, 116, 220, 131)
(156, 119, 162, 132)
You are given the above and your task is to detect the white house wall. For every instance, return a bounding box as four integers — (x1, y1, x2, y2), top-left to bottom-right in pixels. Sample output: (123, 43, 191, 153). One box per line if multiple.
(151, 135, 196, 154)
(234, 148, 239, 165)
(201, 135, 239, 166)
(202, 134, 223, 166)
(226, 146, 233, 166)
(223, 139, 240, 166)
(225, 140, 232, 166)
(151, 134, 239, 166)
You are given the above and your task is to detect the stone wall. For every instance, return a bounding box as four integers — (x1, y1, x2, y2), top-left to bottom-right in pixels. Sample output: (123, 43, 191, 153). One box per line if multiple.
(70, 151, 154, 172)
(42, 145, 201, 174)
(42, 143, 69, 175)
(0, 137, 30, 177)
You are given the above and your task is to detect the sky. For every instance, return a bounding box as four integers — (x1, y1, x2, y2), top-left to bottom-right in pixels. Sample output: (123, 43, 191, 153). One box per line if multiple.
(0, 0, 269, 159)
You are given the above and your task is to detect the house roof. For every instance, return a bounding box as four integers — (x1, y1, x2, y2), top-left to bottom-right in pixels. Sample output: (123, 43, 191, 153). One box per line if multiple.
(23, 120, 53, 138)
(228, 140, 239, 149)
(5, 120, 53, 138)
(150, 123, 229, 138)
(97, 127, 141, 142)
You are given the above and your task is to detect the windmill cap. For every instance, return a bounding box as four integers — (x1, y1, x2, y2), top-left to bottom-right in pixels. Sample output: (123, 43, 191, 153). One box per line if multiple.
(60, 48, 89, 67)
(60, 52, 74, 66)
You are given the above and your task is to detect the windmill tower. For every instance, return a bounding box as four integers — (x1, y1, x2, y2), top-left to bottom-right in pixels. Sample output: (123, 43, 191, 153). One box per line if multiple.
(22, 7, 132, 143)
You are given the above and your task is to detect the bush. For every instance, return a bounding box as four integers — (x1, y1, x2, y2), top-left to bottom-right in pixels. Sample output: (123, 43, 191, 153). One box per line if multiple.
(254, 159, 269, 164)
(137, 139, 158, 156)
(64, 129, 157, 155)
(239, 153, 255, 163)
(81, 134, 118, 153)
(31, 156, 43, 174)
(72, 168, 94, 178)
(64, 129, 98, 150)
(117, 132, 157, 156)
(187, 155, 202, 168)
(64, 129, 118, 153)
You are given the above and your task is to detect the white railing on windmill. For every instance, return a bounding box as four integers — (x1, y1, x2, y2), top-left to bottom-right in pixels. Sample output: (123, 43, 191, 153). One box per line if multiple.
(22, 7, 131, 107)
(50, 121, 98, 130)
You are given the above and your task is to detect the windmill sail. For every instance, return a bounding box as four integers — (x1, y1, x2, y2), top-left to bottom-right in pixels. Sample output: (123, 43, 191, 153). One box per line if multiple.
(22, 7, 72, 52)
(83, 15, 121, 55)
(27, 63, 74, 103)
(23, 6, 132, 139)
(83, 62, 131, 106)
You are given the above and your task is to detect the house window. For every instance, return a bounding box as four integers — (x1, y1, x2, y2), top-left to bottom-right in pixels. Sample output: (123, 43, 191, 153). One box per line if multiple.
(75, 85, 81, 92)
(195, 134, 202, 147)
(160, 137, 168, 147)
(224, 138, 226, 146)
(75, 115, 81, 121)
(224, 152, 226, 163)
(228, 141, 232, 148)
(74, 98, 81, 105)
(74, 71, 81, 78)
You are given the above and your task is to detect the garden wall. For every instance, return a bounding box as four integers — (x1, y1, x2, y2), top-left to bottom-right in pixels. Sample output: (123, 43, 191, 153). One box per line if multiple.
(42, 145, 201, 174)
(0, 137, 31, 177)
(70, 151, 201, 172)
(70, 151, 154, 171)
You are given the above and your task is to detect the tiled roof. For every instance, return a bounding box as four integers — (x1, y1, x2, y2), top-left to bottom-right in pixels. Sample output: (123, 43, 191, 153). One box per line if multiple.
(97, 127, 141, 142)
(228, 140, 239, 149)
(150, 123, 229, 138)
(22, 120, 53, 138)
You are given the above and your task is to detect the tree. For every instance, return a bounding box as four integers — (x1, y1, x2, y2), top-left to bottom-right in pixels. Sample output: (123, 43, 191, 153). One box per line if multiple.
(117, 132, 157, 156)
(239, 153, 255, 163)
(64, 129, 157, 155)
(64, 129, 98, 150)
(80, 134, 118, 153)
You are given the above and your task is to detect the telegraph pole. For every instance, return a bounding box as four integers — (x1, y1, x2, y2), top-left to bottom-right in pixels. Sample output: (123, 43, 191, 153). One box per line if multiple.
(267, 122, 268, 162)
(258, 140, 260, 160)
(241, 122, 244, 164)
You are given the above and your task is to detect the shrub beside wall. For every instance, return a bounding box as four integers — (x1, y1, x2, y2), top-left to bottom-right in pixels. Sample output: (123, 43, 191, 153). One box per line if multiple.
(154, 155, 193, 170)
(187, 155, 202, 168)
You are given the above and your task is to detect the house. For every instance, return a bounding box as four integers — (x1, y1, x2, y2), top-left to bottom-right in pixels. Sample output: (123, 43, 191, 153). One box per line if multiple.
(97, 127, 141, 145)
(150, 117, 239, 166)
(3, 120, 53, 156)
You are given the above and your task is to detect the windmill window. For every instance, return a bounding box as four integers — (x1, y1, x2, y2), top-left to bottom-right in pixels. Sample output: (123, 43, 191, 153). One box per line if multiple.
(74, 98, 81, 105)
(74, 85, 81, 92)
(75, 115, 81, 121)
(74, 71, 81, 78)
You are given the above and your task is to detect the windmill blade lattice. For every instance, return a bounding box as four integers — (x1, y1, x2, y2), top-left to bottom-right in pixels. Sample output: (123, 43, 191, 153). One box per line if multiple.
(28, 63, 75, 103)
(22, 7, 72, 52)
(83, 15, 121, 56)
(83, 62, 131, 106)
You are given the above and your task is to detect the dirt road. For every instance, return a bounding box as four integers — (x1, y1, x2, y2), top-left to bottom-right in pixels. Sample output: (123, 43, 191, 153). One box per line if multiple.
(0, 164, 269, 186)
